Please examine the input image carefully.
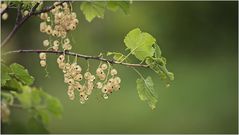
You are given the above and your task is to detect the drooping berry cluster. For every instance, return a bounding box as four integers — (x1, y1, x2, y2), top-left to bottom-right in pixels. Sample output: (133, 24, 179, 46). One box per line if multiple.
(95, 64, 121, 99)
(39, 2, 78, 67)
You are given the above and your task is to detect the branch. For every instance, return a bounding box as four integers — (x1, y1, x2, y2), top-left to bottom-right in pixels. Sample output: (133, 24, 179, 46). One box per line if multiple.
(3, 49, 149, 68)
(1, 1, 66, 47)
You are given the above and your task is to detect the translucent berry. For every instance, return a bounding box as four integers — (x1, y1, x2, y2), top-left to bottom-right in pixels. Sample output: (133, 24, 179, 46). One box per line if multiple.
(99, 74, 106, 80)
(96, 68, 103, 75)
(101, 86, 108, 93)
(43, 39, 50, 47)
(110, 69, 117, 76)
(53, 40, 60, 46)
(114, 77, 121, 84)
(84, 72, 91, 80)
(101, 64, 108, 70)
(40, 60, 46, 67)
(96, 82, 103, 89)
(2, 13, 8, 20)
(103, 94, 108, 99)
(39, 52, 46, 60)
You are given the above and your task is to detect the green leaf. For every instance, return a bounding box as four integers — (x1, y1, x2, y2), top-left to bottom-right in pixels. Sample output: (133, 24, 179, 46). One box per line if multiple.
(107, 1, 130, 14)
(14, 85, 32, 108)
(4, 78, 22, 91)
(1, 63, 11, 85)
(45, 95, 63, 118)
(124, 28, 156, 60)
(146, 57, 174, 81)
(27, 116, 49, 133)
(35, 108, 50, 125)
(136, 76, 158, 110)
(1, 92, 14, 105)
(10, 63, 34, 85)
(107, 52, 127, 62)
(154, 44, 162, 58)
(80, 1, 106, 22)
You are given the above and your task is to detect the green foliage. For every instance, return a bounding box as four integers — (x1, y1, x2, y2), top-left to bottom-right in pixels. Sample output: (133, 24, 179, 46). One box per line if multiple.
(10, 63, 34, 85)
(124, 28, 156, 60)
(1, 62, 63, 131)
(107, 1, 130, 14)
(80, 1, 130, 22)
(80, 1, 106, 22)
(136, 76, 158, 110)
(1, 63, 11, 85)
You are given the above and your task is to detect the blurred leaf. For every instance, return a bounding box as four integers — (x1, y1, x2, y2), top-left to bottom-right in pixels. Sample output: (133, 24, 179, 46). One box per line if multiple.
(107, 52, 127, 62)
(27, 116, 49, 133)
(146, 57, 174, 82)
(1, 92, 14, 105)
(154, 44, 162, 58)
(4, 78, 22, 92)
(80, 1, 106, 22)
(10, 63, 34, 85)
(136, 76, 158, 110)
(124, 28, 156, 60)
(107, 1, 130, 14)
(36, 108, 49, 125)
(1, 63, 11, 85)
(45, 95, 63, 118)
(14, 86, 32, 108)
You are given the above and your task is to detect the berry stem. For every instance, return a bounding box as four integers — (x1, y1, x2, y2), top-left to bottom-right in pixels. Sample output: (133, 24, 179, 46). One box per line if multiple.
(3, 49, 150, 68)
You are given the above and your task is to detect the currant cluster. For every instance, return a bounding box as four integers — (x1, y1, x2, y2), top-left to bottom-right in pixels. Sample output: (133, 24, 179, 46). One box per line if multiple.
(39, 1, 78, 67)
(1, 102, 10, 122)
(95, 64, 121, 99)
(0, 2, 8, 20)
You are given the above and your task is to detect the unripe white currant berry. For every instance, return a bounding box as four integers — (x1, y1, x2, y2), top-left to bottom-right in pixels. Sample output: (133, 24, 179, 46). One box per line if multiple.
(101, 64, 108, 70)
(79, 91, 85, 98)
(1, 3, 7, 10)
(110, 69, 117, 76)
(99, 74, 106, 80)
(103, 94, 108, 99)
(96, 82, 103, 89)
(114, 84, 120, 91)
(96, 68, 103, 75)
(101, 86, 108, 93)
(75, 65, 82, 73)
(46, 25, 52, 35)
(84, 72, 91, 80)
(86, 89, 92, 95)
(64, 38, 70, 44)
(23, 10, 29, 16)
(53, 40, 60, 46)
(89, 75, 95, 81)
(43, 39, 49, 47)
(58, 62, 65, 69)
(39, 52, 46, 60)
(84, 95, 89, 101)
(2, 13, 8, 20)
(114, 77, 121, 84)
(74, 73, 83, 81)
(65, 63, 71, 70)
(76, 84, 83, 91)
(67, 79, 74, 85)
(53, 45, 59, 51)
(40, 60, 46, 67)
(108, 78, 114, 84)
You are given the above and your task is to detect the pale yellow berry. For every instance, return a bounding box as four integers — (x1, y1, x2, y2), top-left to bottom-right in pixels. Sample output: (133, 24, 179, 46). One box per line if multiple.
(111, 69, 117, 76)
(74, 74, 83, 81)
(40, 60, 46, 67)
(43, 39, 49, 47)
(1, 3, 7, 10)
(99, 74, 106, 80)
(53, 40, 60, 46)
(114, 77, 121, 84)
(2, 13, 8, 20)
(23, 10, 29, 16)
(96, 68, 103, 75)
(39, 52, 46, 60)
(53, 45, 59, 51)
(101, 64, 108, 70)
(96, 82, 103, 89)
(101, 86, 108, 93)
(84, 72, 91, 80)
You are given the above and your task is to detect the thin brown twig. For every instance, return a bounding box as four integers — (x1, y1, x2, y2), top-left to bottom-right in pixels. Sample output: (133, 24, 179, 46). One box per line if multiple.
(1, 1, 66, 47)
(3, 49, 149, 68)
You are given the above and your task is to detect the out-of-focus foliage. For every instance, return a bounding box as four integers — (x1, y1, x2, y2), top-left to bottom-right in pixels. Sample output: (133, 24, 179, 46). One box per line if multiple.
(1, 63, 63, 132)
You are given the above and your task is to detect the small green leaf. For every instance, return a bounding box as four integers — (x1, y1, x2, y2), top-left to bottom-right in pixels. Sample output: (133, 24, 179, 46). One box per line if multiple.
(45, 95, 63, 118)
(146, 57, 174, 81)
(36, 108, 50, 125)
(1, 63, 11, 85)
(4, 78, 22, 91)
(10, 63, 34, 85)
(14, 85, 32, 108)
(124, 28, 156, 60)
(154, 44, 162, 58)
(107, 1, 130, 14)
(107, 52, 127, 62)
(136, 76, 158, 110)
(80, 1, 106, 22)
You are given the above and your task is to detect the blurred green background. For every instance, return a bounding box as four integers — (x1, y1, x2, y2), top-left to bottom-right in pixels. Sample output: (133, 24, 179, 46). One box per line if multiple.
(1, 1, 238, 134)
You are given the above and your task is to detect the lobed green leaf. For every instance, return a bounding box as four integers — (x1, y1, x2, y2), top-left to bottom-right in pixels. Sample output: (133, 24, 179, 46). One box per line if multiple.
(1, 63, 11, 85)
(124, 28, 156, 60)
(10, 63, 34, 85)
(107, 1, 130, 14)
(80, 1, 106, 22)
(136, 76, 158, 110)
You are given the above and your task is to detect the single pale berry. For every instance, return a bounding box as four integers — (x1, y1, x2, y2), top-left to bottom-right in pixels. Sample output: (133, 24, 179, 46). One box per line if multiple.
(64, 38, 70, 44)
(74, 74, 83, 81)
(53, 40, 60, 46)
(39, 52, 46, 60)
(23, 10, 29, 16)
(103, 94, 108, 99)
(111, 69, 117, 76)
(96, 82, 103, 89)
(2, 12, 8, 20)
(43, 39, 49, 47)
(84, 72, 91, 80)
(96, 68, 103, 75)
(101, 86, 108, 93)
(40, 60, 46, 67)
(99, 74, 106, 80)
(114, 77, 121, 84)
(58, 62, 65, 69)
(53, 45, 59, 51)
(101, 64, 108, 70)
